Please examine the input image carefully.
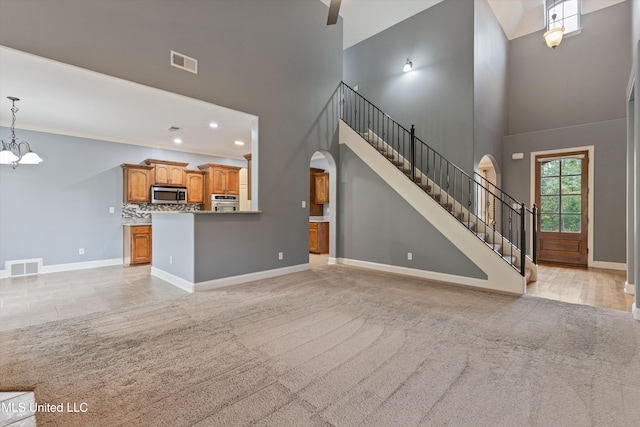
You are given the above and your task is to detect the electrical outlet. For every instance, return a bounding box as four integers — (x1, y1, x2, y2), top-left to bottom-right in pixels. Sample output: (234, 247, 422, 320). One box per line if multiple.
(278, 252, 284, 260)
(302, 201, 306, 208)
(407, 252, 412, 261)
(109, 207, 115, 213)
(79, 248, 85, 255)
(169, 256, 173, 264)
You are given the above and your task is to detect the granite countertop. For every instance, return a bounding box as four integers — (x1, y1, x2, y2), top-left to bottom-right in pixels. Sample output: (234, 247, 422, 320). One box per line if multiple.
(309, 216, 330, 222)
(150, 210, 262, 215)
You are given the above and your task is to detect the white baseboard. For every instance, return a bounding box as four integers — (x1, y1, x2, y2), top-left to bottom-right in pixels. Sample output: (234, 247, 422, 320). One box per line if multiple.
(336, 257, 517, 293)
(150, 267, 194, 293)
(589, 261, 627, 270)
(195, 262, 309, 292)
(328, 257, 338, 265)
(625, 281, 636, 295)
(0, 258, 122, 278)
(153, 265, 314, 294)
(195, 263, 309, 291)
(633, 303, 639, 321)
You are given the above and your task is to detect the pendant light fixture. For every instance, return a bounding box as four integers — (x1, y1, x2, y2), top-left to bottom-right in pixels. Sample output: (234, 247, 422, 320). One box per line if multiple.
(543, 13, 565, 49)
(0, 96, 43, 169)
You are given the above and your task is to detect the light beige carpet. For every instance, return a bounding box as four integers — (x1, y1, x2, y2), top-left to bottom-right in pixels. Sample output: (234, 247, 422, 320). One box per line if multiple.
(1, 266, 640, 426)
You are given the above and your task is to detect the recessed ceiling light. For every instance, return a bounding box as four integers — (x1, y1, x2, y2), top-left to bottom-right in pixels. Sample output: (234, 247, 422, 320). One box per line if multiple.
(234, 140, 245, 146)
(209, 122, 219, 128)
(173, 138, 182, 144)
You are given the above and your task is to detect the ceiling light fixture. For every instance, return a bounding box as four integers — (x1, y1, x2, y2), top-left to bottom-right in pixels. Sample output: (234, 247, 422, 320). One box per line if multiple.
(0, 97, 43, 169)
(234, 140, 245, 146)
(543, 13, 564, 49)
(173, 138, 182, 144)
(403, 58, 413, 72)
(209, 122, 219, 128)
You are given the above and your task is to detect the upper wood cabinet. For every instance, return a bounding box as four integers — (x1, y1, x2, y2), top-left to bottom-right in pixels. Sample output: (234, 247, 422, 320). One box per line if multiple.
(121, 164, 154, 203)
(198, 163, 242, 209)
(185, 170, 205, 204)
(144, 159, 189, 186)
(314, 172, 329, 204)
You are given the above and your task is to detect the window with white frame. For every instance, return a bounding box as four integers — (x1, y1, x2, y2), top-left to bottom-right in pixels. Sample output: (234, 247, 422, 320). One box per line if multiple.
(546, 0, 581, 34)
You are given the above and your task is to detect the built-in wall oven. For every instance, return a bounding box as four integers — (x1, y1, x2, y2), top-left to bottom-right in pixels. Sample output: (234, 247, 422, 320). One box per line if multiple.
(151, 186, 187, 204)
(211, 194, 239, 212)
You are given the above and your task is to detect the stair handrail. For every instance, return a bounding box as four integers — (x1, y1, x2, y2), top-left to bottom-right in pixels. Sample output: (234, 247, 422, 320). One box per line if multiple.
(339, 81, 538, 275)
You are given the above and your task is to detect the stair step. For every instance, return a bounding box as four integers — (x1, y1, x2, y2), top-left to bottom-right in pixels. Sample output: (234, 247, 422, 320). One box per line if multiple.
(477, 233, 486, 241)
(525, 267, 534, 284)
(463, 221, 476, 231)
(502, 255, 517, 265)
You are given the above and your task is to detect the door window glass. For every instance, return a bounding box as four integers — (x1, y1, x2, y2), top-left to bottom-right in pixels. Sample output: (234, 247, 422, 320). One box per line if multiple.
(539, 157, 582, 233)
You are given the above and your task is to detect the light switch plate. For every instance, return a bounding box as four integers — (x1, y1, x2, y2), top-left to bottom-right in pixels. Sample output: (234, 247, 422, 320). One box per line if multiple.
(302, 201, 306, 208)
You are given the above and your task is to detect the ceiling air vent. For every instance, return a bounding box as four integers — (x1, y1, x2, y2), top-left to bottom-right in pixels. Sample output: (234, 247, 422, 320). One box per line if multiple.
(170, 50, 198, 74)
(167, 126, 181, 132)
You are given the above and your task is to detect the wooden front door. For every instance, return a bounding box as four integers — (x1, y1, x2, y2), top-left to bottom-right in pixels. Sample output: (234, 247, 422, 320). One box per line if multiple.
(535, 151, 588, 266)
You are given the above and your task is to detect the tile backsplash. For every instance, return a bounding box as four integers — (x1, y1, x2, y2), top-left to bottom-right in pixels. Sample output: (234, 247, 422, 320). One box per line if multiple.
(122, 203, 201, 225)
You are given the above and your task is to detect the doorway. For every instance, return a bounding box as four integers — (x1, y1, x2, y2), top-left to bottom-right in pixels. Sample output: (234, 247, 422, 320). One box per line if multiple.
(535, 150, 589, 266)
(476, 155, 499, 226)
(309, 150, 337, 268)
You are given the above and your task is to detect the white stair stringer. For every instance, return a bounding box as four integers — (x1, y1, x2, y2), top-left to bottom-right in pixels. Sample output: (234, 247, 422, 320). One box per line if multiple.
(360, 127, 538, 284)
(342, 122, 526, 295)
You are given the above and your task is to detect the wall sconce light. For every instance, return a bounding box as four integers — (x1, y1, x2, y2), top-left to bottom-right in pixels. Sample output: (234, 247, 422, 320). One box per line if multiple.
(543, 13, 564, 49)
(0, 97, 43, 169)
(512, 152, 525, 160)
(403, 58, 413, 72)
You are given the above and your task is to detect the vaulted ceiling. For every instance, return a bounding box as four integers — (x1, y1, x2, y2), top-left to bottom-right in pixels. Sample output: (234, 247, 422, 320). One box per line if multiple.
(321, 0, 626, 49)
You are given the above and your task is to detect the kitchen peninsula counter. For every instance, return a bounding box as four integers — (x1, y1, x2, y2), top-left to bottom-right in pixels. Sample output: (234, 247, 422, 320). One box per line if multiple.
(150, 211, 306, 294)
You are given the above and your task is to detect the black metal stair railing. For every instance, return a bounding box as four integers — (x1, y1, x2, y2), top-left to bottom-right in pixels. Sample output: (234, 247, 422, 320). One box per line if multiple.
(339, 82, 537, 276)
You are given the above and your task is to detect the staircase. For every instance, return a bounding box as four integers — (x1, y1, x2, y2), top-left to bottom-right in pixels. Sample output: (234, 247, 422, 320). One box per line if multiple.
(339, 82, 538, 289)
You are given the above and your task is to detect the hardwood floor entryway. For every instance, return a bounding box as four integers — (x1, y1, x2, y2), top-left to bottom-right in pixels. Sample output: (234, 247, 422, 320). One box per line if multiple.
(527, 263, 633, 312)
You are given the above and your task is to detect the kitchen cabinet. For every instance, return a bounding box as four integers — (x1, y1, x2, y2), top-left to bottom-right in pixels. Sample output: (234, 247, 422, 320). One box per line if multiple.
(185, 170, 205, 204)
(145, 159, 189, 186)
(314, 172, 329, 204)
(121, 164, 154, 203)
(309, 221, 329, 254)
(124, 225, 152, 265)
(198, 164, 242, 210)
(309, 168, 324, 216)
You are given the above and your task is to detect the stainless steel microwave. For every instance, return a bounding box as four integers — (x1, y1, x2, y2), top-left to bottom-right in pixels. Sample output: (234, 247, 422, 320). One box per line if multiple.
(151, 186, 187, 204)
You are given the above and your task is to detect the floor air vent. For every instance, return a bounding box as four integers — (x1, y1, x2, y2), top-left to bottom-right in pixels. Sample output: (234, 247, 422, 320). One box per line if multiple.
(170, 50, 198, 74)
(6, 259, 42, 277)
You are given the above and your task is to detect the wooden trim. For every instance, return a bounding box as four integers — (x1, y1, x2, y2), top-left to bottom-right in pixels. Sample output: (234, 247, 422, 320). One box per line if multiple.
(144, 159, 189, 167)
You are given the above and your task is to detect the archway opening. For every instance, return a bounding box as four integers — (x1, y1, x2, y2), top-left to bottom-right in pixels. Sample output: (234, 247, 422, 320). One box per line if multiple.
(308, 150, 337, 268)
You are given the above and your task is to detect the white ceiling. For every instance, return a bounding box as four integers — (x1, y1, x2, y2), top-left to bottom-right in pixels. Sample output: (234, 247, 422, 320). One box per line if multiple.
(0, 46, 255, 159)
(322, 0, 627, 48)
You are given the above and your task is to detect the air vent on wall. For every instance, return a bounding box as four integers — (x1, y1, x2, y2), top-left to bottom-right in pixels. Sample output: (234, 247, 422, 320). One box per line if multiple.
(171, 50, 198, 74)
(6, 258, 42, 277)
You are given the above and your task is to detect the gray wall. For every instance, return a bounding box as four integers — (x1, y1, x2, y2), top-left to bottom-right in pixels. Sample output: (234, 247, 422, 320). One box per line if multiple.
(503, 119, 628, 263)
(0, 127, 243, 267)
(633, 0, 640, 64)
(338, 144, 486, 279)
(0, 0, 343, 274)
(343, 0, 476, 172)
(508, 2, 631, 135)
(473, 0, 508, 170)
(502, 2, 632, 264)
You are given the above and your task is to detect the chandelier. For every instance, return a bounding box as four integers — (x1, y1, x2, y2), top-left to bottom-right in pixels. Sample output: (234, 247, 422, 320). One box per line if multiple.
(0, 96, 43, 169)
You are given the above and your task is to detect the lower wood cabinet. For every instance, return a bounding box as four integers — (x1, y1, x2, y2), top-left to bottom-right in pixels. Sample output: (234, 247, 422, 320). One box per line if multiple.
(124, 225, 152, 265)
(309, 221, 329, 254)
